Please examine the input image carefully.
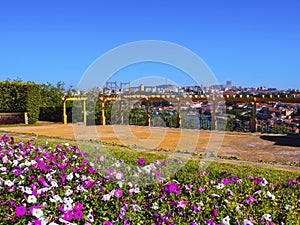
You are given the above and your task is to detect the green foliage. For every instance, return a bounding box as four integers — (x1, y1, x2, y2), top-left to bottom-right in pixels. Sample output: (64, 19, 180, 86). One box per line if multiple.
(0, 81, 41, 124)
(129, 107, 147, 126)
(39, 82, 66, 122)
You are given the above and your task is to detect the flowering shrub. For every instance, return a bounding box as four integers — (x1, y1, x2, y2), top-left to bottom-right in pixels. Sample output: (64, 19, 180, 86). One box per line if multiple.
(0, 134, 299, 224)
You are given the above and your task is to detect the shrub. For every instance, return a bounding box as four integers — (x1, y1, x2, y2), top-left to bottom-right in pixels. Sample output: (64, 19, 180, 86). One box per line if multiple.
(0, 81, 41, 124)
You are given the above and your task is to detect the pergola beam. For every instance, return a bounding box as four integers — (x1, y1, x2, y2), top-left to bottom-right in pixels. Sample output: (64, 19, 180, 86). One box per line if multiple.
(63, 95, 300, 130)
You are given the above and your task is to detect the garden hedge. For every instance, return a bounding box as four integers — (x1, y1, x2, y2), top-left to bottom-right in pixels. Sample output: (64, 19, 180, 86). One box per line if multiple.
(0, 81, 41, 124)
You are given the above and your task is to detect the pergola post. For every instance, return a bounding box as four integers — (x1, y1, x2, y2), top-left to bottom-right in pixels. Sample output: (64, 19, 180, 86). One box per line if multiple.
(101, 100, 106, 125)
(83, 100, 86, 125)
(251, 100, 257, 132)
(145, 97, 150, 126)
(63, 99, 67, 124)
(176, 98, 181, 128)
(211, 100, 216, 130)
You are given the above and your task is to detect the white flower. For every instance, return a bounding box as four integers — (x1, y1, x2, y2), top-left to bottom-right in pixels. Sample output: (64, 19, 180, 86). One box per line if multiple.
(59, 218, 77, 225)
(32, 208, 43, 218)
(243, 219, 253, 225)
(63, 197, 73, 205)
(12, 160, 19, 167)
(134, 187, 140, 193)
(37, 217, 49, 225)
(260, 178, 268, 187)
(23, 167, 29, 173)
(81, 174, 87, 181)
(115, 172, 124, 180)
(87, 213, 94, 222)
(262, 214, 272, 221)
(30, 160, 37, 165)
(221, 216, 230, 225)
(132, 204, 141, 212)
(152, 202, 159, 210)
(143, 165, 152, 174)
(235, 206, 243, 215)
(212, 194, 220, 198)
(102, 194, 111, 201)
(285, 204, 294, 211)
(65, 189, 73, 196)
(49, 222, 59, 225)
(24, 187, 32, 194)
(253, 190, 262, 195)
(117, 181, 123, 188)
(51, 180, 58, 188)
(50, 195, 62, 203)
(46, 173, 52, 181)
(66, 173, 74, 181)
(64, 203, 73, 211)
(113, 161, 121, 167)
(37, 187, 51, 195)
(64, 143, 69, 147)
(136, 166, 142, 173)
(265, 191, 275, 200)
(76, 185, 88, 193)
(17, 186, 25, 192)
(197, 201, 204, 207)
(215, 183, 225, 190)
(185, 184, 193, 191)
(27, 195, 37, 203)
(2, 156, 8, 164)
(25, 160, 31, 166)
(4, 180, 14, 187)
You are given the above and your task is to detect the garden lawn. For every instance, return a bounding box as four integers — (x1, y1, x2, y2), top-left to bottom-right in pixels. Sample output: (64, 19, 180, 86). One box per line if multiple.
(0, 134, 299, 225)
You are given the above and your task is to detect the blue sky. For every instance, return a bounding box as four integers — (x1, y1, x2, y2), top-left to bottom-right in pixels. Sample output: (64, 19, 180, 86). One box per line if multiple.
(0, 0, 299, 90)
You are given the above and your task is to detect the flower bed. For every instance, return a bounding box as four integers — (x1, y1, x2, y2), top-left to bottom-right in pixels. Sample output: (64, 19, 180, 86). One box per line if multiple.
(0, 134, 299, 225)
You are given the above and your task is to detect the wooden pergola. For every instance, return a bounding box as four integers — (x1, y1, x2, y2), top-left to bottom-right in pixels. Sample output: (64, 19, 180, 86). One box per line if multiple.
(63, 94, 300, 132)
(62, 97, 87, 125)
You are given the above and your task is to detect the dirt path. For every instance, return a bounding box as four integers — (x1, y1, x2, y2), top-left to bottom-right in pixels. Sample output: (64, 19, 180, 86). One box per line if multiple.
(0, 123, 299, 164)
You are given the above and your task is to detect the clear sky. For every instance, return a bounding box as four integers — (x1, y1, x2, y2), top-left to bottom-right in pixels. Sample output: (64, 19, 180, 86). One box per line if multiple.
(0, 0, 299, 90)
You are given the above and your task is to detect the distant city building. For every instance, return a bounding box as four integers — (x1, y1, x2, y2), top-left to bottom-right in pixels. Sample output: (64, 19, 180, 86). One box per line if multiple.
(226, 80, 232, 89)
(140, 84, 145, 92)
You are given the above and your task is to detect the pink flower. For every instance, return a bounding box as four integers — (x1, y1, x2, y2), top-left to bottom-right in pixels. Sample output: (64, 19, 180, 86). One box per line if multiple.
(88, 168, 95, 174)
(210, 208, 218, 218)
(15, 206, 26, 217)
(137, 158, 145, 165)
(33, 220, 41, 225)
(114, 189, 123, 198)
(73, 203, 83, 211)
(98, 156, 105, 162)
(73, 210, 83, 220)
(198, 187, 205, 193)
(62, 210, 73, 221)
(104, 221, 112, 225)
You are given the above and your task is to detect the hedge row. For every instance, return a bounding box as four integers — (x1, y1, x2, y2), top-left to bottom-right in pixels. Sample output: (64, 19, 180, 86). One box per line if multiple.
(0, 81, 41, 124)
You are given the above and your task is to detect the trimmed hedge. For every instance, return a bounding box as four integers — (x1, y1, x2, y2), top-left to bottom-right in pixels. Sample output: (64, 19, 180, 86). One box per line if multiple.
(0, 81, 41, 124)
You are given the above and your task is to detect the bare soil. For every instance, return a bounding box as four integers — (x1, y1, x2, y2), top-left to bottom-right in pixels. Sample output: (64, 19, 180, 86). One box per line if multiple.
(1, 123, 299, 164)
